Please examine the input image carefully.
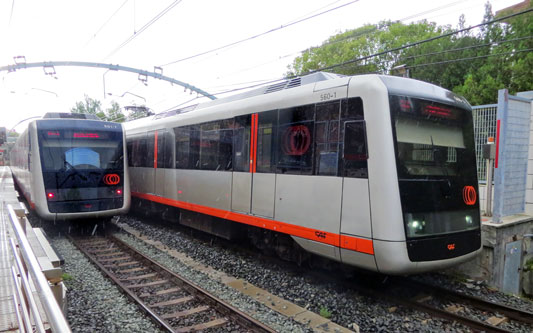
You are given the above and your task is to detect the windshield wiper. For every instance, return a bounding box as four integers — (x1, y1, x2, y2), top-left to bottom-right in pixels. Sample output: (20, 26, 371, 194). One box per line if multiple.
(58, 161, 88, 188)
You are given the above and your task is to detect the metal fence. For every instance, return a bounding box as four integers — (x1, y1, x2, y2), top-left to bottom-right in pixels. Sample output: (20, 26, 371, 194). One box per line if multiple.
(472, 104, 498, 182)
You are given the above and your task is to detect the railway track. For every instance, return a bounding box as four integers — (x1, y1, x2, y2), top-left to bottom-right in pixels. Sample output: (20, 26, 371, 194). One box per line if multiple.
(70, 234, 275, 333)
(388, 277, 533, 332)
(319, 271, 533, 333)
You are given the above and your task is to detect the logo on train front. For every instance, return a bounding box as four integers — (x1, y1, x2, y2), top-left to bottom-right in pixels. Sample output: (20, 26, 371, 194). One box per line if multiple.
(462, 186, 476, 205)
(447, 243, 456, 250)
(103, 173, 120, 185)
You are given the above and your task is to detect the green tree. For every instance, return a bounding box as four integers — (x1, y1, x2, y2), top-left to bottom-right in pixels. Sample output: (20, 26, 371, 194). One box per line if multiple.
(105, 101, 126, 123)
(71, 95, 126, 122)
(71, 95, 105, 119)
(288, 1, 532, 105)
(453, 1, 532, 104)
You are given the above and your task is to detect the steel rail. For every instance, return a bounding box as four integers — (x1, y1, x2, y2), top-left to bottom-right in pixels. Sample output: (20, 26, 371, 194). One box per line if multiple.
(70, 234, 275, 333)
(70, 236, 176, 332)
(394, 277, 533, 325)
(307, 270, 515, 333)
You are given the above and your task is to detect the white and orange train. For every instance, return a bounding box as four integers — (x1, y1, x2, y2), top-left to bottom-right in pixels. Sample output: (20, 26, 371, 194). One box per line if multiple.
(124, 73, 481, 274)
(10, 113, 130, 220)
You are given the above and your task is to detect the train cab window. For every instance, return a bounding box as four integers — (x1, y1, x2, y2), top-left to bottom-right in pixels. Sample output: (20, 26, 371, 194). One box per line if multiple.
(315, 101, 340, 176)
(277, 105, 314, 175)
(340, 97, 367, 178)
(233, 115, 250, 172)
(257, 110, 278, 173)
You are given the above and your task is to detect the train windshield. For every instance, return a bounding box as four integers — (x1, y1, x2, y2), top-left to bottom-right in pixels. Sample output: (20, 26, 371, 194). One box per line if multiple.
(389, 95, 480, 239)
(39, 130, 123, 172)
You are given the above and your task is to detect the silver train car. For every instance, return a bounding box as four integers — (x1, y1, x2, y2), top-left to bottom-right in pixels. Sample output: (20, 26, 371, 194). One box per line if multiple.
(10, 113, 130, 220)
(124, 73, 482, 275)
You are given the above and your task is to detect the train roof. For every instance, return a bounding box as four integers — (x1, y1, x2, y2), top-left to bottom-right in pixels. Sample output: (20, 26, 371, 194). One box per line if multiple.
(42, 112, 100, 120)
(124, 72, 470, 134)
(124, 72, 345, 130)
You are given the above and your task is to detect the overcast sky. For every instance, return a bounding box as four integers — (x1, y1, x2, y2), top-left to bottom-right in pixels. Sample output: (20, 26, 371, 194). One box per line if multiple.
(0, 0, 523, 130)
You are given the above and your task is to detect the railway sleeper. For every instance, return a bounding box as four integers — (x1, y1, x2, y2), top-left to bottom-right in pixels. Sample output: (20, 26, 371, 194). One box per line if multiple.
(175, 318, 229, 333)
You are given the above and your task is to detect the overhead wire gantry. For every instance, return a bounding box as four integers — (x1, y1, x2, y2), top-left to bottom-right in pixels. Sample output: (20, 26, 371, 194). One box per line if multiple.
(0, 59, 217, 100)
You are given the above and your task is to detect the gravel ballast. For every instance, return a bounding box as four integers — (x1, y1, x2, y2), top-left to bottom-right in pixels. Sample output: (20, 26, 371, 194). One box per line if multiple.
(51, 237, 164, 333)
(119, 215, 520, 332)
(29, 211, 533, 332)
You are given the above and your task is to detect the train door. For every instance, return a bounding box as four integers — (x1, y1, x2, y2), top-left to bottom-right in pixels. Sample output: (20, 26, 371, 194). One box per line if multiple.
(231, 115, 252, 213)
(337, 97, 374, 264)
(251, 111, 277, 218)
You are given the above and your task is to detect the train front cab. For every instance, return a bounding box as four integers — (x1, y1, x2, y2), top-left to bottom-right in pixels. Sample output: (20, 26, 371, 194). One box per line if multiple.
(32, 120, 130, 220)
(343, 75, 483, 275)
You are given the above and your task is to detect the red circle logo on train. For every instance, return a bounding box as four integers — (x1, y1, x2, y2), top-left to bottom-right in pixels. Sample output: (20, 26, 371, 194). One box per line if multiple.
(281, 125, 311, 156)
(103, 173, 120, 185)
(462, 186, 476, 205)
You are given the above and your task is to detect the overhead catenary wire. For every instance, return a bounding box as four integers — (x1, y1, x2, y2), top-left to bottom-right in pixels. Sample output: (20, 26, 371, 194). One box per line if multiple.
(212, 0, 486, 84)
(103, 0, 183, 61)
(160, 0, 361, 67)
(400, 35, 533, 62)
(8, 0, 15, 26)
(206, 8, 533, 98)
(302, 0, 473, 55)
(84, 0, 130, 48)
(405, 47, 533, 69)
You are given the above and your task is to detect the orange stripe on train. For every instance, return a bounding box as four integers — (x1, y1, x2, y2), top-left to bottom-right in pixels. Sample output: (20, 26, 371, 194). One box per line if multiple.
(132, 191, 374, 255)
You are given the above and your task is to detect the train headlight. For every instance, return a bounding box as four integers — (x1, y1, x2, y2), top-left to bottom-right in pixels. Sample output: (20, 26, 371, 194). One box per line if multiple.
(465, 215, 473, 224)
(407, 214, 425, 233)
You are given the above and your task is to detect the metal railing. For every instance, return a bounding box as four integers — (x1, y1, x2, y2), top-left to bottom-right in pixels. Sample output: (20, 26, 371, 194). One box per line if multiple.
(472, 104, 498, 182)
(8, 204, 71, 333)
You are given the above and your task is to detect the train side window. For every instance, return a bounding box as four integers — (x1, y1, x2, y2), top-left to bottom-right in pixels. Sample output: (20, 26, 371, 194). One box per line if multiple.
(163, 130, 174, 168)
(131, 134, 147, 167)
(233, 115, 250, 172)
(126, 140, 134, 167)
(257, 110, 278, 173)
(339, 97, 366, 178)
(341, 97, 364, 120)
(156, 130, 166, 168)
(343, 120, 368, 178)
(315, 101, 340, 176)
(219, 119, 234, 171)
(174, 127, 191, 169)
(277, 105, 315, 175)
(146, 132, 155, 168)
(197, 120, 234, 171)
